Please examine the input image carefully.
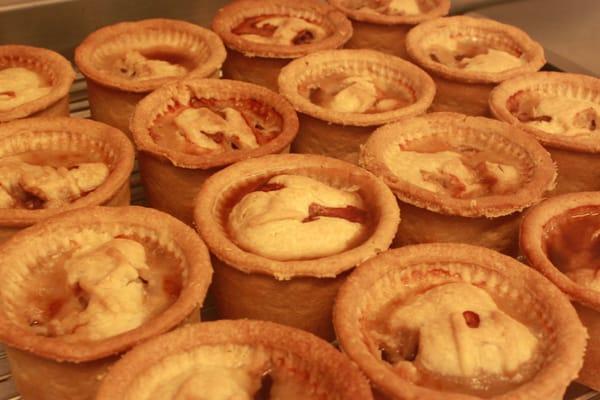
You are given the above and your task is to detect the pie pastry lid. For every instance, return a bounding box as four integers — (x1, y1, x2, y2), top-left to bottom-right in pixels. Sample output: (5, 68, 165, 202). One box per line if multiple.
(520, 191, 600, 310)
(96, 320, 373, 399)
(328, 0, 450, 25)
(359, 112, 557, 218)
(194, 153, 400, 280)
(278, 49, 435, 126)
(333, 243, 587, 400)
(0, 206, 213, 362)
(0, 45, 75, 122)
(75, 18, 226, 93)
(490, 72, 600, 153)
(405, 16, 546, 84)
(211, 0, 353, 59)
(130, 78, 299, 169)
(0, 117, 134, 227)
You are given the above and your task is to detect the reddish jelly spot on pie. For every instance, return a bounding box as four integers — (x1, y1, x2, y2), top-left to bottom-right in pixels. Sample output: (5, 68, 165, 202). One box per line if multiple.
(302, 203, 368, 224)
(257, 182, 285, 192)
(463, 310, 480, 328)
(292, 29, 315, 45)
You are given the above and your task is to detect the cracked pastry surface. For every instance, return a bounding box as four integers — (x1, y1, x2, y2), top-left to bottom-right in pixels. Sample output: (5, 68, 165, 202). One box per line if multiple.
(368, 282, 541, 396)
(306, 74, 413, 114)
(228, 174, 368, 260)
(113, 51, 188, 81)
(232, 15, 328, 46)
(0, 67, 52, 112)
(428, 39, 526, 73)
(350, 0, 422, 16)
(0, 158, 109, 209)
(382, 148, 520, 199)
(96, 320, 373, 400)
(150, 97, 283, 155)
(510, 92, 599, 137)
(121, 345, 317, 400)
(16, 230, 183, 342)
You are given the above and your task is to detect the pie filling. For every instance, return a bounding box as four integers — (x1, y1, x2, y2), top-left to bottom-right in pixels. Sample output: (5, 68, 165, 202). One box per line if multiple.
(366, 282, 542, 396)
(350, 0, 423, 16)
(20, 233, 183, 341)
(0, 67, 52, 112)
(228, 174, 369, 261)
(123, 345, 328, 400)
(0, 150, 109, 209)
(383, 141, 521, 199)
(232, 15, 329, 46)
(303, 74, 415, 114)
(544, 206, 600, 291)
(427, 39, 525, 73)
(150, 97, 283, 154)
(509, 92, 599, 136)
(111, 50, 190, 81)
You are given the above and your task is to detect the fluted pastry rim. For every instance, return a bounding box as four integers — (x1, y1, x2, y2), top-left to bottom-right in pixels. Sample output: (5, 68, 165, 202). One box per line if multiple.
(328, 0, 450, 25)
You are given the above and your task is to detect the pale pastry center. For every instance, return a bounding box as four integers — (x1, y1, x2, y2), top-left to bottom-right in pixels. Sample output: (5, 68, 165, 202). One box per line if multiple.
(239, 17, 327, 46)
(0, 67, 52, 112)
(310, 75, 404, 113)
(428, 40, 526, 73)
(566, 268, 600, 292)
(0, 162, 109, 209)
(114, 51, 187, 80)
(174, 107, 259, 152)
(382, 149, 520, 198)
(357, 0, 422, 16)
(42, 238, 152, 340)
(228, 174, 367, 261)
(376, 283, 539, 380)
(516, 95, 600, 136)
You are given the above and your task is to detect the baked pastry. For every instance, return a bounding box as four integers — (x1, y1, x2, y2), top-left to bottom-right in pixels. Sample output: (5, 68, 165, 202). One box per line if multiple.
(334, 243, 587, 399)
(359, 112, 556, 255)
(212, 0, 352, 91)
(194, 154, 399, 340)
(0, 117, 134, 244)
(130, 78, 299, 225)
(0, 206, 213, 400)
(520, 191, 600, 390)
(75, 18, 226, 138)
(96, 319, 373, 399)
(406, 16, 545, 116)
(278, 49, 435, 163)
(329, 0, 450, 58)
(490, 72, 600, 195)
(0, 45, 75, 122)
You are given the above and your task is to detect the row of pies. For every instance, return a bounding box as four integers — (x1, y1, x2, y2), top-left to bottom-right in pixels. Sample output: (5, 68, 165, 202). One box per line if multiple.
(0, 164, 596, 400)
(1, 0, 600, 399)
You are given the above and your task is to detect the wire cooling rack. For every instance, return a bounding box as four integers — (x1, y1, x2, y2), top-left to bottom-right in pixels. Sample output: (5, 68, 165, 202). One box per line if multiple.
(0, 73, 599, 400)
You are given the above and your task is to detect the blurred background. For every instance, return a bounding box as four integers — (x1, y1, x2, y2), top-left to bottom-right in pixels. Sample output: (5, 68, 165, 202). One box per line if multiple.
(0, 0, 598, 75)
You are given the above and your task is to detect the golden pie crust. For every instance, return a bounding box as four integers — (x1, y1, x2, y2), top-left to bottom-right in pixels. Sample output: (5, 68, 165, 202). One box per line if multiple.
(278, 49, 435, 163)
(0, 117, 134, 243)
(520, 192, 600, 390)
(96, 320, 374, 400)
(194, 154, 399, 339)
(334, 243, 587, 400)
(130, 78, 299, 225)
(75, 18, 226, 136)
(329, 0, 450, 58)
(359, 112, 556, 254)
(405, 16, 545, 116)
(0, 45, 75, 122)
(212, 0, 353, 90)
(490, 72, 600, 194)
(0, 206, 213, 400)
